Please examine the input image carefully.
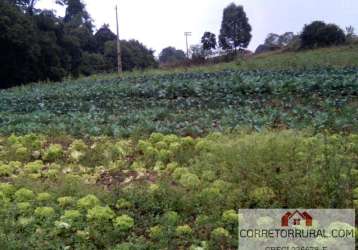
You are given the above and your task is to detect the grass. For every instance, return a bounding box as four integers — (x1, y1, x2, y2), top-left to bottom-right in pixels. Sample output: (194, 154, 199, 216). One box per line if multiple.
(240, 44, 358, 70)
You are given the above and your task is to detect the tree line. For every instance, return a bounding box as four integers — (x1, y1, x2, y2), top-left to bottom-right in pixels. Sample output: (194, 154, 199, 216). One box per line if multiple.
(159, 3, 252, 65)
(0, 2, 256, 87)
(0, 0, 157, 88)
(1, 1, 355, 87)
(256, 21, 354, 54)
(160, 2, 355, 65)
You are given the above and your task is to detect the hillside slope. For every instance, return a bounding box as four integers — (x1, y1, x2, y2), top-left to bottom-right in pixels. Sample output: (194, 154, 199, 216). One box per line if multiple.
(240, 43, 358, 70)
(0, 45, 357, 249)
(0, 45, 357, 137)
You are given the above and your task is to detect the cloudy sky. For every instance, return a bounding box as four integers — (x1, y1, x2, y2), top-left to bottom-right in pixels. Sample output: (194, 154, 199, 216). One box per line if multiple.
(37, 0, 358, 55)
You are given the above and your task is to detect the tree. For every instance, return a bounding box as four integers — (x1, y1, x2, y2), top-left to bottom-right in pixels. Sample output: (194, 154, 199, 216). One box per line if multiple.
(121, 40, 157, 71)
(219, 3, 252, 53)
(103, 41, 116, 70)
(265, 33, 280, 46)
(0, 1, 40, 88)
(79, 52, 105, 75)
(57, 0, 93, 31)
(6, 0, 39, 15)
(34, 10, 67, 81)
(0, 0, 158, 88)
(59, 0, 95, 74)
(190, 45, 206, 63)
(265, 32, 295, 47)
(201, 32, 217, 51)
(104, 40, 157, 71)
(94, 24, 116, 54)
(278, 32, 295, 46)
(256, 32, 297, 54)
(159, 47, 186, 64)
(58, 33, 82, 77)
(300, 21, 346, 49)
(346, 26, 356, 42)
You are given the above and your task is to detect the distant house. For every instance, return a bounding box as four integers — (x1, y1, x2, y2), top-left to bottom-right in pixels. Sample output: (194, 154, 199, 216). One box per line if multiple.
(255, 44, 281, 54)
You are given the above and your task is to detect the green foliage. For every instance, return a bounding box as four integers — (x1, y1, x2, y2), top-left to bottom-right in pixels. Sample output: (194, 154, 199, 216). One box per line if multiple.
(149, 225, 163, 240)
(0, 132, 356, 249)
(175, 224, 193, 236)
(219, 3, 252, 51)
(34, 206, 55, 219)
(42, 144, 63, 162)
(222, 209, 238, 224)
(121, 40, 158, 71)
(211, 227, 229, 239)
(68, 139, 88, 162)
(36, 192, 52, 202)
(94, 24, 116, 53)
(15, 188, 35, 202)
(17, 202, 32, 214)
(87, 206, 115, 222)
(77, 194, 100, 209)
(301, 21, 346, 49)
(242, 44, 358, 69)
(163, 211, 179, 226)
(179, 173, 200, 189)
(0, 67, 357, 136)
(61, 209, 82, 221)
(116, 198, 132, 209)
(0, 192, 9, 205)
(0, 1, 40, 88)
(113, 215, 134, 231)
(79, 52, 106, 76)
(256, 32, 297, 54)
(0, 11, 357, 246)
(24, 160, 43, 173)
(0, 164, 13, 177)
(249, 187, 276, 207)
(0, 1, 157, 89)
(201, 32, 217, 51)
(159, 47, 186, 64)
(173, 167, 190, 180)
(104, 39, 158, 72)
(0, 183, 15, 197)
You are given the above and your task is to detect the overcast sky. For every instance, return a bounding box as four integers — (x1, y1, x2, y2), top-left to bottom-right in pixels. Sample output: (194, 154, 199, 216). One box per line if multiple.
(37, 0, 358, 55)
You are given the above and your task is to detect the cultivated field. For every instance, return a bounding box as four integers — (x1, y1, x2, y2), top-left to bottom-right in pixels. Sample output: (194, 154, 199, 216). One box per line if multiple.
(0, 45, 357, 249)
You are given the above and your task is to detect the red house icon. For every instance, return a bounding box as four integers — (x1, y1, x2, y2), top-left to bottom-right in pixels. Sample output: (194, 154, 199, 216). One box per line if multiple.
(281, 210, 313, 227)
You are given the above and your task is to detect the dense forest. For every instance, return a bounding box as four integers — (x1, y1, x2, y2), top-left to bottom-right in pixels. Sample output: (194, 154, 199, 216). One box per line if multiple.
(0, 0, 157, 88)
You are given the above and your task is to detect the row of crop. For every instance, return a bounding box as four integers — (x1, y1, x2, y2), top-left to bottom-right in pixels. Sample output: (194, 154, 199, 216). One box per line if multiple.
(1, 68, 357, 114)
(0, 102, 356, 137)
(0, 132, 357, 248)
(0, 68, 356, 137)
(0, 179, 240, 249)
(1, 184, 355, 249)
(0, 132, 357, 209)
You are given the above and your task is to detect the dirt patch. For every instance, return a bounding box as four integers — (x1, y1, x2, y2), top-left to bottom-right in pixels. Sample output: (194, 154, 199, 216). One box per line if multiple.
(0, 177, 13, 183)
(44, 136, 74, 149)
(97, 169, 157, 190)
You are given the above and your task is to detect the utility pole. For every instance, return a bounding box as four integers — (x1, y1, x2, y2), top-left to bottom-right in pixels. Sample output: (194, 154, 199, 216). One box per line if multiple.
(115, 5, 122, 74)
(184, 32, 192, 58)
